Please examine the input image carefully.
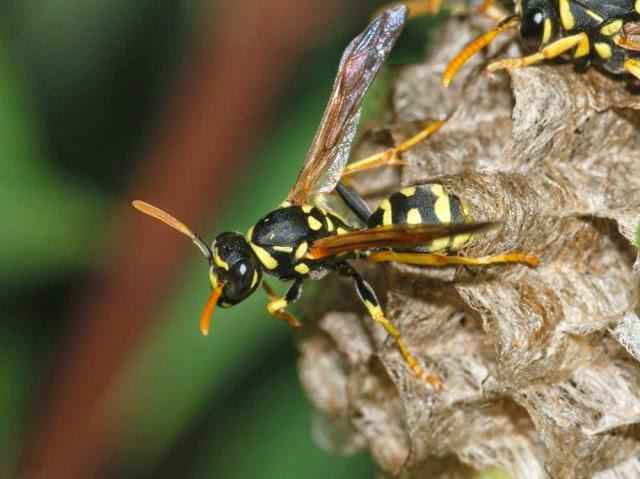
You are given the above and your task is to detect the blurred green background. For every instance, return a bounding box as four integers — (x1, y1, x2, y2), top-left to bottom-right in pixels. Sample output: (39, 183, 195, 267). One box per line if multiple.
(1, 1, 432, 477)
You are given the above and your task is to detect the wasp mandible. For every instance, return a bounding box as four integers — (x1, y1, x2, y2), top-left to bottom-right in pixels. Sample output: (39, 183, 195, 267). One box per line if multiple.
(133, 5, 538, 387)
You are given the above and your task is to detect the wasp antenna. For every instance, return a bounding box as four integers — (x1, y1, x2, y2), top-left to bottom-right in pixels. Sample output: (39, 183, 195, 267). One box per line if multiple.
(200, 283, 224, 336)
(442, 15, 519, 87)
(132, 200, 212, 260)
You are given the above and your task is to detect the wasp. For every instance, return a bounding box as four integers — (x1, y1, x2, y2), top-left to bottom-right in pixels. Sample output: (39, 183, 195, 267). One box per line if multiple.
(439, 0, 640, 85)
(133, 5, 537, 387)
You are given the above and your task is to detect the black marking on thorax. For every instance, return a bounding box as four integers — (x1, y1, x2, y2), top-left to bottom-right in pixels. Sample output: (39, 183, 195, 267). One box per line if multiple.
(248, 204, 352, 280)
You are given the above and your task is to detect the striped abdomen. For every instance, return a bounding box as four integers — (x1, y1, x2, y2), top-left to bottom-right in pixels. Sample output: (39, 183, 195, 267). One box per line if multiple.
(367, 183, 472, 253)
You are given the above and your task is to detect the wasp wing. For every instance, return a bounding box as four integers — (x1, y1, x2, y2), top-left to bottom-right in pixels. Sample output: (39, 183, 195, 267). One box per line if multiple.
(618, 22, 640, 51)
(308, 222, 494, 259)
(286, 6, 408, 205)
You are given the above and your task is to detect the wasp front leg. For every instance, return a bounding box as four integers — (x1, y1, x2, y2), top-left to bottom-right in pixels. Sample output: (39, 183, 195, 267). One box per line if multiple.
(487, 33, 588, 72)
(262, 280, 303, 328)
(341, 120, 445, 178)
(335, 262, 442, 388)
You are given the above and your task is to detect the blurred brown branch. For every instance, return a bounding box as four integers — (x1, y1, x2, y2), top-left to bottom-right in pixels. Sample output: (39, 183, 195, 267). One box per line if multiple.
(21, 1, 341, 478)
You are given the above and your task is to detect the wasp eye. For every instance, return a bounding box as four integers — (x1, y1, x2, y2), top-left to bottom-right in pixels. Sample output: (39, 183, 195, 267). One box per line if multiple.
(520, 8, 546, 51)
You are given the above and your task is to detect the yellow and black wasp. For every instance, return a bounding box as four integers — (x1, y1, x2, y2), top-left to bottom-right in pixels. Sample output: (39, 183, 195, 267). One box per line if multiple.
(133, 5, 537, 387)
(440, 0, 640, 85)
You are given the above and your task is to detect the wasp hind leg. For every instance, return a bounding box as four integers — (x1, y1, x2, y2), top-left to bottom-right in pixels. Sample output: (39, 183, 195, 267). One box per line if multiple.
(487, 33, 588, 72)
(262, 280, 303, 328)
(335, 261, 442, 388)
(369, 250, 540, 266)
(341, 119, 445, 178)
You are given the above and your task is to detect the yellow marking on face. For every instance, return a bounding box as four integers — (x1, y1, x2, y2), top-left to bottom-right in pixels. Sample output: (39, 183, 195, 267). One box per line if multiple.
(302, 205, 313, 213)
(585, 9, 603, 22)
(406, 208, 422, 224)
(294, 263, 310, 275)
(214, 252, 229, 270)
(574, 36, 590, 57)
(400, 186, 416, 197)
(250, 270, 258, 288)
(248, 242, 278, 270)
(430, 184, 451, 223)
(295, 241, 308, 260)
(307, 216, 323, 230)
(337, 227, 349, 235)
(595, 42, 612, 59)
(601, 20, 622, 36)
(559, 0, 575, 30)
(273, 245, 293, 253)
(326, 217, 334, 232)
(542, 18, 552, 44)
(380, 199, 392, 225)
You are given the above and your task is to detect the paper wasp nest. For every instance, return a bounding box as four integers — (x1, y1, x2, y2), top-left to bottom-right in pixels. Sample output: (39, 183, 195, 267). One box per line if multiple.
(296, 17, 640, 479)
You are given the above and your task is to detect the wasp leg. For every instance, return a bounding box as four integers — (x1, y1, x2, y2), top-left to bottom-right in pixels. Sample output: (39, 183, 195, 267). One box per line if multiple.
(372, 0, 442, 19)
(335, 182, 373, 224)
(487, 33, 588, 72)
(262, 280, 303, 328)
(335, 261, 442, 388)
(341, 119, 445, 178)
(369, 250, 540, 266)
(623, 59, 640, 81)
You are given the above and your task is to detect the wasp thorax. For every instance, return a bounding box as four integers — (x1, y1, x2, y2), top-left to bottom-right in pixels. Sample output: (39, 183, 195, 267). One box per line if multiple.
(210, 232, 262, 307)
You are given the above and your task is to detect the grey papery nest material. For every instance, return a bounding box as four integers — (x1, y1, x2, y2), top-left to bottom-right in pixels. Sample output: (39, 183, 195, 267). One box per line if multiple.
(296, 17, 640, 479)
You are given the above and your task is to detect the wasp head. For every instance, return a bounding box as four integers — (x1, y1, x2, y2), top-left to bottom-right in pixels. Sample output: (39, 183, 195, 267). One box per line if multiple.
(209, 232, 263, 308)
(131, 201, 262, 336)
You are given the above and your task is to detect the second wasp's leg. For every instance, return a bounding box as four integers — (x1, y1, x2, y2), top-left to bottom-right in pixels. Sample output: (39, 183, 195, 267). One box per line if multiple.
(624, 59, 640, 81)
(262, 280, 303, 328)
(372, 0, 442, 19)
(487, 33, 588, 72)
(369, 251, 540, 266)
(341, 119, 445, 177)
(335, 262, 442, 388)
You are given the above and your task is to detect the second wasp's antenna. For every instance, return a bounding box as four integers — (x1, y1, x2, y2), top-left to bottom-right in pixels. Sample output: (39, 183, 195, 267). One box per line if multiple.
(442, 15, 519, 87)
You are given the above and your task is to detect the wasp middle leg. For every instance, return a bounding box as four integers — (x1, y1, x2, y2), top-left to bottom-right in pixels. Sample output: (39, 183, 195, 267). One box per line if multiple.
(334, 261, 442, 388)
(262, 280, 303, 328)
(487, 32, 588, 72)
